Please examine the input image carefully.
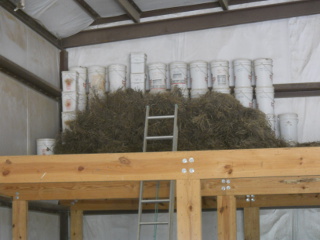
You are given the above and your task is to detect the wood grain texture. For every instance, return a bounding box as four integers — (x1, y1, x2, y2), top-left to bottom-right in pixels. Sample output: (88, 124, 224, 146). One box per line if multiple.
(217, 195, 237, 240)
(244, 207, 260, 240)
(71, 210, 83, 240)
(12, 200, 28, 240)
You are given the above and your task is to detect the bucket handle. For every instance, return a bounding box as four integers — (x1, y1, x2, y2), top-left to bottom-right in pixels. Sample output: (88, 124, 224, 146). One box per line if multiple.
(237, 89, 253, 101)
(237, 63, 252, 74)
(194, 64, 208, 75)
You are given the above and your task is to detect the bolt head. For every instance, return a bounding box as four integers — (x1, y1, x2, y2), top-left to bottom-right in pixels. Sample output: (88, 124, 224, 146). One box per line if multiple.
(189, 157, 194, 163)
(246, 198, 250, 202)
(226, 179, 231, 184)
(246, 195, 250, 198)
(182, 168, 187, 173)
(221, 186, 226, 191)
(189, 168, 195, 173)
(251, 195, 255, 197)
(221, 179, 226, 184)
(226, 186, 231, 190)
(182, 158, 188, 163)
(251, 198, 255, 202)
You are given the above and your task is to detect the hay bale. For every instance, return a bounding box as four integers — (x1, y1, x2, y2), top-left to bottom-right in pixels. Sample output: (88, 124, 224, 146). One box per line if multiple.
(54, 89, 286, 154)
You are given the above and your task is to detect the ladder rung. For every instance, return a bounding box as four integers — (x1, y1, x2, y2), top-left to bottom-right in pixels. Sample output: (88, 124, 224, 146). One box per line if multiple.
(146, 136, 173, 140)
(139, 222, 169, 225)
(147, 115, 175, 120)
(141, 199, 170, 204)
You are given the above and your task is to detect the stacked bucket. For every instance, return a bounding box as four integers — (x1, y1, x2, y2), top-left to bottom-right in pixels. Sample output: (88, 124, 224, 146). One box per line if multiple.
(148, 62, 167, 94)
(253, 58, 276, 132)
(233, 59, 254, 108)
(211, 60, 230, 94)
(190, 61, 208, 98)
(169, 62, 188, 97)
(130, 53, 146, 92)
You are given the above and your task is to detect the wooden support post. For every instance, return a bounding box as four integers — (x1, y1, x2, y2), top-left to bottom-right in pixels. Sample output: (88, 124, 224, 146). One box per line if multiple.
(217, 195, 237, 240)
(12, 200, 28, 240)
(60, 211, 69, 240)
(176, 179, 202, 240)
(70, 210, 83, 240)
(244, 207, 260, 240)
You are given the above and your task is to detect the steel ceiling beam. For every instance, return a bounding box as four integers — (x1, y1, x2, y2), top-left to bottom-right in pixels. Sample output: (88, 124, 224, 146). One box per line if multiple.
(0, 0, 61, 49)
(62, 0, 320, 48)
(91, 0, 266, 26)
(219, 0, 229, 10)
(73, 0, 101, 20)
(115, 0, 141, 23)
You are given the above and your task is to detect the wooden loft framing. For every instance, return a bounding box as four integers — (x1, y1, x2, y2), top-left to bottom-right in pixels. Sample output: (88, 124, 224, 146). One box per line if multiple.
(1, 147, 320, 240)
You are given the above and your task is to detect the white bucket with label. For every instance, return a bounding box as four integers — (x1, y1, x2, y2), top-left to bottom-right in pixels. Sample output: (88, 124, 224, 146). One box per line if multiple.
(278, 113, 298, 145)
(37, 138, 55, 155)
(266, 114, 276, 132)
(88, 66, 106, 98)
(190, 61, 208, 98)
(169, 62, 188, 97)
(211, 60, 229, 89)
(254, 58, 273, 87)
(234, 87, 253, 108)
(213, 87, 231, 94)
(148, 63, 167, 94)
(62, 92, 78, 112)
(108, 64, 127, 92)
(62, 71, 78, 92)
(256, 87, 275, 115)
(233, 59, 252, 87)
(62, 111, 76, 132)
(77, 94, 87, 111)
(69, 66, 87, 94)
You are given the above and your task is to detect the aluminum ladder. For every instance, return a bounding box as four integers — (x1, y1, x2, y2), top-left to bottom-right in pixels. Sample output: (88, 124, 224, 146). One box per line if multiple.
(137, 104, 178, 240)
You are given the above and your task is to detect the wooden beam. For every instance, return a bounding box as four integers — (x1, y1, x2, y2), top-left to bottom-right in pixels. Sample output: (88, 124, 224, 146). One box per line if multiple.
(201, 175, 320, 196)
(62, 0, 320, 48)
(115, 0, 141, 23)
(1, 147, 320, 184)
(73, 0, 101, 20)
(71, 210, 83, 240)
(244, 207, 260, 240)
(0, 0, 61, 49)
(91, 0, 266, 26)
(177, 179, 202, 240)
(0, 55, 61, 100)
(12, 200, 28, 240)
(217, 195, 237, 240)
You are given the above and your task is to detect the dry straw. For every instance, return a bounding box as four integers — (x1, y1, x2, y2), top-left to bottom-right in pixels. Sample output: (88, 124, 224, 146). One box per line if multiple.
(55, 89, 287, 154)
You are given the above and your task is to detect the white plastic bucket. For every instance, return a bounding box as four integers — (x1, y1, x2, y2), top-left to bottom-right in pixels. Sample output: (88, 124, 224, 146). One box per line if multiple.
(62, 71, 78, 92)
(169, 62, 188, 97)
(233, 59, 252, 87)
(256, 87, 275, 115)
(211, 60, 229, 89)
(69, 66, 87, 94)
(88, 66, 106, 98)
(254, 58, 273, 87)
(37, 138, 55, 155)
(77, 94, 87, 111)
(279, 113, 298, 145)
(148, 63, 167, 94)
(234, 87, 253, 108)
(62, 111, 76, 132)
(266, 114, 276, 132)
(190, 61, 208, 98)
(108, 64, 127, 92)
(62, 92, 78, 112)
(130, 73, 146, 92)
(213, 87, 231, 94)
(130, 52, 147, 73)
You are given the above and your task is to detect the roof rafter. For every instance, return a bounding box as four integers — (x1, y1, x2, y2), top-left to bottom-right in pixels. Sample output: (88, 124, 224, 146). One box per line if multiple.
(115, 0, 141, 23)
(219, 0, 229, 10)
(62, 0, 320, 48)
(73, 0, 101, 20)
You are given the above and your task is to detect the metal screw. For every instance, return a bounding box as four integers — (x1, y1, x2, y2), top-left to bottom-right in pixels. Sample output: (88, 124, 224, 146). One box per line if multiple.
(226, 179, 231, 184)
(221, 179, 226, 184)
(182, 168, 187, 173)
(221, 186, 226, 191)
(189, 157, 194, 163)
(251, 195, 255, 198)
(246, 195, 250, 198)
(15, 192, 19, 195)
(246, 198, 250, 202)
(251, 198, 255, 202)
(226, 186, 231, 190)
(189, 168, 195, 173)
(182, 158, 188, 163)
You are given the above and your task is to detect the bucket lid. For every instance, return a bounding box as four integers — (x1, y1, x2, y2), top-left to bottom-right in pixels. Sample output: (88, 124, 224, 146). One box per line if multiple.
(278, 113, 298, 119)
(210, 60, 229, 67)
(190, 61, 207, 67)
(254, 58, 273, 66)
(169, 61, 187, 67)
(108, 64, 127, 70)
(233, 59, 251, 65)
(69, 66, 87, 73)
(88, 65, 106, 72)
(148, 63, 166, 69)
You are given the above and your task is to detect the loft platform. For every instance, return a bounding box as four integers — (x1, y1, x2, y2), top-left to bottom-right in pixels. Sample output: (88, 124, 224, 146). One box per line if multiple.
(1, 147, 320, 240)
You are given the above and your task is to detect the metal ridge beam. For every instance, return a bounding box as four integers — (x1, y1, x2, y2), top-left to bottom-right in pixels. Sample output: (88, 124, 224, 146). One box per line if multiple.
(0, 0, 61, 49)
(0, 55, 61, 100)
(62, 0, 320, 48)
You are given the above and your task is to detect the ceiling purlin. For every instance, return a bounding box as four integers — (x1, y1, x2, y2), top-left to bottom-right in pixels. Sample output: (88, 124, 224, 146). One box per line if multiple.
(115, 0, 141, 23)
(73, 0, 101, 20)
(219, 0, 229, 10)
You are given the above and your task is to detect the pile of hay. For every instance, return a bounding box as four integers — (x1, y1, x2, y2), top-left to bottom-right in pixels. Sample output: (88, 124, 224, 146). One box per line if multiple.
(54, 89, 287, 154)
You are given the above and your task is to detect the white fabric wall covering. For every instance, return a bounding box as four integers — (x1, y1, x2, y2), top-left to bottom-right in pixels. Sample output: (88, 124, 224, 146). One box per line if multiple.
(0, 6, 60, 88)
(0, 207, 59, 240)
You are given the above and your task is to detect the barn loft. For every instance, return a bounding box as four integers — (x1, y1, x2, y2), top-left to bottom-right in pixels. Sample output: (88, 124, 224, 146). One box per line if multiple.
(1, 0, 320, 240)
